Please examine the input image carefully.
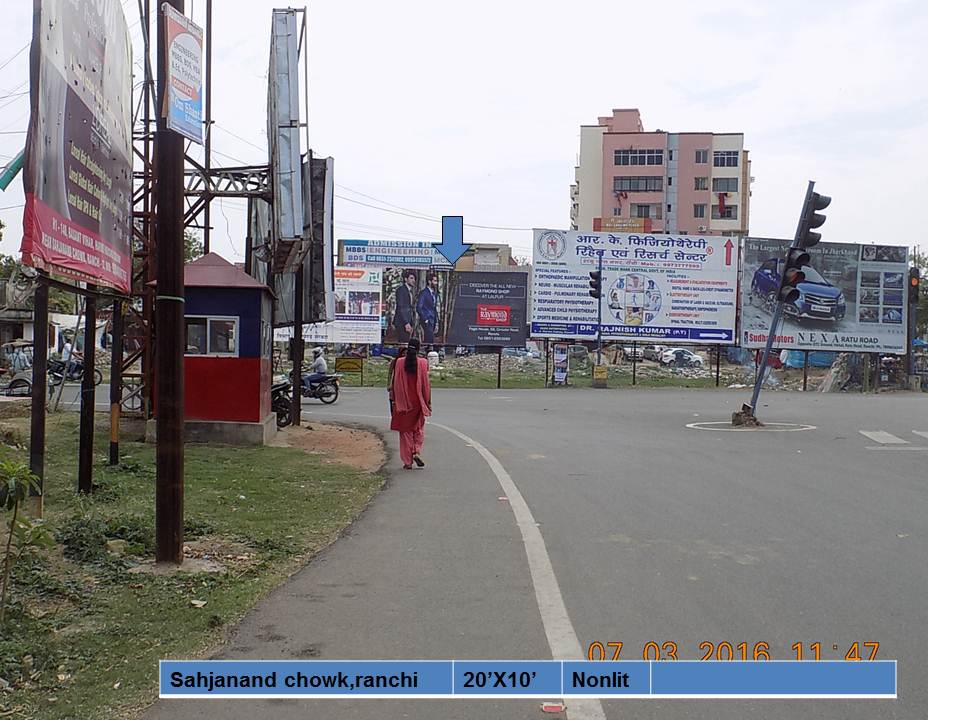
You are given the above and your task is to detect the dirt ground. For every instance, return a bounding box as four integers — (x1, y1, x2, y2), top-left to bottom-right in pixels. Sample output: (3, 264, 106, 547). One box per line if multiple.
(271, 423, 386, 473)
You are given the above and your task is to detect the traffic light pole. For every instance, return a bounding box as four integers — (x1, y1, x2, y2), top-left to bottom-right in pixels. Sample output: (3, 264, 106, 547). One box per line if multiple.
(744, 181, 817, 418)
(595, 252, 603, 367)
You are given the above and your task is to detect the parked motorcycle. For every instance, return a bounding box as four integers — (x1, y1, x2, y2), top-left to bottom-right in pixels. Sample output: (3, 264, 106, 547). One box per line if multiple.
(302, 373, 341, 404)
(47, 358, 102, 386)
(272, 378, 293, 428)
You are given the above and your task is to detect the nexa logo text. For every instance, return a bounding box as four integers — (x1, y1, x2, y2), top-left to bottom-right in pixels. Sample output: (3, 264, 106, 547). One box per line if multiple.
(477, 305, 510, 326)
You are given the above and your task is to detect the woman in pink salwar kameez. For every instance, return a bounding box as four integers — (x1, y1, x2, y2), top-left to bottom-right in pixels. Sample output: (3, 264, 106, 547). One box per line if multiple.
(389, 338, 432, 469)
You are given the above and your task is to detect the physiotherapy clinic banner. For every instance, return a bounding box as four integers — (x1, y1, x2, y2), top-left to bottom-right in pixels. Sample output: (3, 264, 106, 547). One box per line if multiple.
(531, 229, 738, 344)
(20, 0, 133, 292)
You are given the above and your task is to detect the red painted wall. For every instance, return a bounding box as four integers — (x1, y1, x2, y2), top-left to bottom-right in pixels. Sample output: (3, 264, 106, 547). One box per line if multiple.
(185, 356, 269, 423)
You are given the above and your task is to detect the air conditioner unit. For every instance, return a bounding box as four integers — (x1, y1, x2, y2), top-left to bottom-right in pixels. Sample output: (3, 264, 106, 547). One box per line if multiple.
(698, 225, 708, 232)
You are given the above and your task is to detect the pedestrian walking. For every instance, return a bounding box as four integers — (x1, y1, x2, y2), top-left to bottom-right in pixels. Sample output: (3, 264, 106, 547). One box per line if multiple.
(388, 338, 431, 470)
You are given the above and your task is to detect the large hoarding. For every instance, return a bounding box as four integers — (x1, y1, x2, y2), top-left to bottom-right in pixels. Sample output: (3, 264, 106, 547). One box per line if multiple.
(162, 3, 203, 144)
(531, 229, 738, 344)
(740, 238, 909, 353)
(445, 272, 528, 347)
(274, 268, 382, 344)
(267, 9, 304, 272)
(376, 268, 528, 347)
(20, 0, 133, 292)
(339, 238, 453, 269)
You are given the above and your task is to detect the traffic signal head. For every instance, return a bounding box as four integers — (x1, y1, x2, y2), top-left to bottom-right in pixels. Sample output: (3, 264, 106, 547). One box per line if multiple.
(800, 191, 831, 248)
(909, 267, 921, 303)
(779, 247, 810, 304)
(588, 271, 602, 300)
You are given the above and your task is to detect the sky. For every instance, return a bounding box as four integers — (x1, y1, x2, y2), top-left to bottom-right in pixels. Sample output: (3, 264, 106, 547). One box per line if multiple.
(0, 0, 928, 264)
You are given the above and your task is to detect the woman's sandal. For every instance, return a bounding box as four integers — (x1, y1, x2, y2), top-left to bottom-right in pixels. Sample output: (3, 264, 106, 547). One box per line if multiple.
(403, 464, 413, 470)
(413, 454, 425, 468)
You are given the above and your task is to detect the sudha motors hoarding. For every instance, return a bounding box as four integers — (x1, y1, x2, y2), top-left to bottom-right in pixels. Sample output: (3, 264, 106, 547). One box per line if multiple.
(740, 238, 908, 353)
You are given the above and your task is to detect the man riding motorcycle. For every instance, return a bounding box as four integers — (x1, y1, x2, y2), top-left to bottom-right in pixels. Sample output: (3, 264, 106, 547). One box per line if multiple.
(302, 347, 329, 392)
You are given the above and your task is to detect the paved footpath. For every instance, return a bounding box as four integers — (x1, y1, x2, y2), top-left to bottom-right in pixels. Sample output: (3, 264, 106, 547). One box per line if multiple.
(147, 387, 927, 720)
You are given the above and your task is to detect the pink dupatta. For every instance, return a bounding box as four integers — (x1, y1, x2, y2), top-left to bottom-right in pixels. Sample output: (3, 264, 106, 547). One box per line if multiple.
(391, 356, 432, 419)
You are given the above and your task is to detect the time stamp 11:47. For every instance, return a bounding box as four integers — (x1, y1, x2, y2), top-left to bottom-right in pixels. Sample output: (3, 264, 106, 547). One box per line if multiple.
(588, 641, 882, 662)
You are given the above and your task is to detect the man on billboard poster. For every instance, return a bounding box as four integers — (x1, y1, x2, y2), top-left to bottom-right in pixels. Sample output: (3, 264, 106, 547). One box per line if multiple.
(417, 272, 440, 348)
(392, 270, 417, 344)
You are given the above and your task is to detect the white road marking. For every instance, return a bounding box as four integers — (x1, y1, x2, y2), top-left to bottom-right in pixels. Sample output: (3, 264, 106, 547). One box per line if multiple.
(865, 446, 927, 452)
(430, 420, 606, 720)
(686, 421, 817, 432)
(859, 431, 909, 444)
(913, 431, 928, 439)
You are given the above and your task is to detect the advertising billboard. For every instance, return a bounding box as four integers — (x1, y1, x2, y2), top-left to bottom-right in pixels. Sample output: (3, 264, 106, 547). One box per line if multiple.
(162, 3, 203, 144)
(445, 272, 529, 347)
(274, 268, 382, 344)
(339, 238, 453, 269)
(20, 0, 133, 292)
(531, 229, 738, 344)
(267, 9, 304, 272)
(740, 238, 909, 353)
(378, 268, 528, 348)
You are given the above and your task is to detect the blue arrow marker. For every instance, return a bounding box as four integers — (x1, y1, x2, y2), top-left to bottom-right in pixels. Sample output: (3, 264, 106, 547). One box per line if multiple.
(434, 216, 472, 265)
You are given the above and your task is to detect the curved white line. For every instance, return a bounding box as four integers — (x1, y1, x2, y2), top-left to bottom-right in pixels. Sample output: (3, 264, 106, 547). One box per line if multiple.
(430, 421, 605, 720)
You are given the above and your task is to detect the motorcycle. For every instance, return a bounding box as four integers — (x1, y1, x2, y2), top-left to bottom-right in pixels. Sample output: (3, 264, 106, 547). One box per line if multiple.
(47, 357, 102, 386)
(272, 378, 293, 428)
(302, 372, 341, 404)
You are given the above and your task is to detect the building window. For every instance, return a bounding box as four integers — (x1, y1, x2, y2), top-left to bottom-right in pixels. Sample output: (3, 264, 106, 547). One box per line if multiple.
(712, 177, 739, 192)
(613, 149, 664, 166)
(694, 177, 708, 191)
(668, 149, 674, 161)
(613, 207, 621, 216)
(713, 150, 739, 167)
(667, 176, 673, 186)
(694, 204, 706, 218)
(630, 204, 662, 219)
(695, 149, 708, 164)
(666, 204, 672, 213)
(613, 176, 663, 192)
(185, 316, 239, 357)
(711, 204, 738, 220)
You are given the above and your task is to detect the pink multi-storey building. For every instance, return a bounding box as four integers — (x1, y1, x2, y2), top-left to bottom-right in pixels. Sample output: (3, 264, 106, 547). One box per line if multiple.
(570, 109, 751, 237)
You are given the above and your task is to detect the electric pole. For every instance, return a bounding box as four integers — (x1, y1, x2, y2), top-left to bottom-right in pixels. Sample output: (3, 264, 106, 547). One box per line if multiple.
(155, 0, 186, 564)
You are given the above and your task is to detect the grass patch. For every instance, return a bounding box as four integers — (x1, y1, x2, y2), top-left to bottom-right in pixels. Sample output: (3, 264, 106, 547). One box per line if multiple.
(0, 412, 384, 719)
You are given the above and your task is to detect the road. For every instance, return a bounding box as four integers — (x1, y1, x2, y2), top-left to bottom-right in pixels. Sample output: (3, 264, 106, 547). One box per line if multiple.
(145, 386, 927, 719)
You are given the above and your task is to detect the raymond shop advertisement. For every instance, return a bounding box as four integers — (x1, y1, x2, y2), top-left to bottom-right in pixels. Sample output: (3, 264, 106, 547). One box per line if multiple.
(162, 2, 204, 144)
(380, 269, 528, 347)
(531, 229, 738, 344)
(444, 272, 529, 347)
(20, 0, 133, 292)
(740, 238, 908, 353)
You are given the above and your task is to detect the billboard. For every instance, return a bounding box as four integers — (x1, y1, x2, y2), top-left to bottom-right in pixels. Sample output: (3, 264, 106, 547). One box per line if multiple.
(378, 268, 528, 348)
(445, 272, 529, 347)
(531, 229, 738, 344)
(740, 238, 909, 353)
(20, 0, 133, 292)
(247, 156, 335, 327)
(162, 3, 203, 144)
(274, 268, 382, 344)
(267, 9, 304, 272)
(339, 238, 453, 269)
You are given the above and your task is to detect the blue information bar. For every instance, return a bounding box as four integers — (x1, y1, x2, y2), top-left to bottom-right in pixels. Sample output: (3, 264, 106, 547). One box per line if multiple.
(159, 660, 897, 699)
